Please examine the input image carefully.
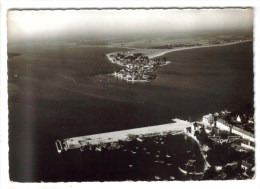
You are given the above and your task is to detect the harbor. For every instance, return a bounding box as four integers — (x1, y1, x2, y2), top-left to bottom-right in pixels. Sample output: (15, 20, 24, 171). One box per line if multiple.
(6, 8, 255, 183)
(55, 118, 191, 153)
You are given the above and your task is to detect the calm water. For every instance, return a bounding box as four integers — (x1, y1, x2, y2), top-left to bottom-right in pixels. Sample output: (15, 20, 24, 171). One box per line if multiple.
(8, 41, 254, 181)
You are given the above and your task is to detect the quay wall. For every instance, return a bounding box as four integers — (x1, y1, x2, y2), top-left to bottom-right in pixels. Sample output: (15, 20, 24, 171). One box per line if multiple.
(56, 118, 191, 153)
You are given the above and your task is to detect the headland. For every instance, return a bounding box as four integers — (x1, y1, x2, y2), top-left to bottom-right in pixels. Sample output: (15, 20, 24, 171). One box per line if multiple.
(106, 39, 252, 82)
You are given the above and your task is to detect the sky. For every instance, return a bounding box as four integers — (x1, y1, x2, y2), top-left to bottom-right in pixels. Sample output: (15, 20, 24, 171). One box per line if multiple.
(7, 9, 253, 42)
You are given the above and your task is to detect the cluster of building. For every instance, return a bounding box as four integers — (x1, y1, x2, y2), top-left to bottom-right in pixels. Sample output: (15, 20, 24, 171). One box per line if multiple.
(107, 52, 167, 82)
(202, 111, 255, 151)
(185, 109, 255, 179)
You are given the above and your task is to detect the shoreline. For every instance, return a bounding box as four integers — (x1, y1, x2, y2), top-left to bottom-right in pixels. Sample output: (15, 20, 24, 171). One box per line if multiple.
(106, 39, 252, 62)
(148, 39, 252, 59)
(185, 132, 211, 172)
(105, 39, 252, 83)
(112, 73, 151, 83)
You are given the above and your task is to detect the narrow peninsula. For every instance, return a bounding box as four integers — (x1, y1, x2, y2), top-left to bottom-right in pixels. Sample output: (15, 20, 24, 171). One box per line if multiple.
(106, 39, 252, 83)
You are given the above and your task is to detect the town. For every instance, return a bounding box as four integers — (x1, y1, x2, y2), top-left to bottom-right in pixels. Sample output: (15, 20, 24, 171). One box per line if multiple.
(107, 52, 169, 82)
(185, 105, 255, 180)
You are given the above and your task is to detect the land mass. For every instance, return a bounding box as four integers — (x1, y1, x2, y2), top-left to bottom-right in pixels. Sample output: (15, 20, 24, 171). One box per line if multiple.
(106, 39, 252, 82)
(107, 52, 169, 82)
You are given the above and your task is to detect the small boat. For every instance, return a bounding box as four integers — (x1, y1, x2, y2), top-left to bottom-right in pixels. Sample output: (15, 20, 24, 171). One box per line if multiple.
(137, 138, 143, 142)
(178, 160, 204, 176)
(193, 172, 204, 176)
(178, 167, 188, 174)
(95, 147, 102, 152)
(154, 176, 161, 180)
(55, 140, 63, 153)
(179, 153, 203, 174)
(189, 159, 196, 163)
(170, 176, 175, 180)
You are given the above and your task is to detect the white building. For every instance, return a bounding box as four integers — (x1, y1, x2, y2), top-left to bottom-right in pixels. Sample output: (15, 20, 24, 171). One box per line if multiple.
(216, 118, 232, 132)
(216, 118, 255, 143)
(203, 114, 214, 127)
(232, 125, 255, 143)
(187, 113, 256, 152)
(201, 115, 255, 150)
(237, 115, 241, 123)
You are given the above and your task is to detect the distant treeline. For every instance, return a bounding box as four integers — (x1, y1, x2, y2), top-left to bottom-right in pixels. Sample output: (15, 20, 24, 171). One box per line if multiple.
(149, 43, 202, 49)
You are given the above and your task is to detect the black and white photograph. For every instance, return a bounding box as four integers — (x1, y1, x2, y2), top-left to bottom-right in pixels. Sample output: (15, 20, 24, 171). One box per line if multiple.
(1, 1, 259, 187)
(6, 8, 255, 182)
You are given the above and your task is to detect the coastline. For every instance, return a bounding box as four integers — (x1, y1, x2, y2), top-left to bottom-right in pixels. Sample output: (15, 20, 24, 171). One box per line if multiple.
(185, 132, 211, 172)
(111, 72, 151, 83)
(105, 39, 252, 83)
(106, 39, 252, 63)
(147, 39, 253, 59)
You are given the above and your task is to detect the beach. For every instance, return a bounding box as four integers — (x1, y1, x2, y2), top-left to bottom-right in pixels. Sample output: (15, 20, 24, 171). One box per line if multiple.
(147, 40, 252, 58)
(106, 40, 252, 60)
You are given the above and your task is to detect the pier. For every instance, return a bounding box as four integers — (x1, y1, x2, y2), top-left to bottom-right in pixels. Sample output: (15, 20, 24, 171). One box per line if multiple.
(55, 118, 191, 153)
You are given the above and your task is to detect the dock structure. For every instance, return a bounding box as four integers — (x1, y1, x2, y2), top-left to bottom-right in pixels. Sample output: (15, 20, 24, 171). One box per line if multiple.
(55, 118, 191, 153)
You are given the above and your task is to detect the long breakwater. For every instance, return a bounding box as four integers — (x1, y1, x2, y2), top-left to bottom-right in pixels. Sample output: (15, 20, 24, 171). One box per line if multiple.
(56, 118, 191, 153)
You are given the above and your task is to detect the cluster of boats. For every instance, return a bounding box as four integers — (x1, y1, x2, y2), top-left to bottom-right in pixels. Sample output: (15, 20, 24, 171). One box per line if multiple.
(178, 151, 204, 178)
(57, 131, 205, 180)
